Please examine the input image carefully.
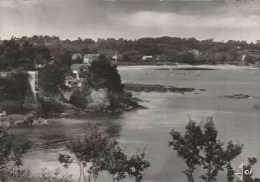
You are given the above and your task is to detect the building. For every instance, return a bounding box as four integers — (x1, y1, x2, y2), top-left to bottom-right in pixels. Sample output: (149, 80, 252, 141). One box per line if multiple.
(83, 54, 100, 64)
(142, 56, 153, 62)
(27, 71, 39, 96)
(65, 64, 89, 88)
(239, 49, 260, 62)
(72, 53, 83, 60)
(0, 111, 7, 117)
(189, 49, 200, 57)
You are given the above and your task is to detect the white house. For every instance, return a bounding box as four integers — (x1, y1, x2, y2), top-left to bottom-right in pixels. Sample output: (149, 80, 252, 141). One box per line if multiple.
(65, 64, 89, 88)
(83, 54, 99, 64)
(0, 111, 7, 117)
(142, 56, 153, 61)
(189, 49, 200, 57)
(72, 53, 83, 60)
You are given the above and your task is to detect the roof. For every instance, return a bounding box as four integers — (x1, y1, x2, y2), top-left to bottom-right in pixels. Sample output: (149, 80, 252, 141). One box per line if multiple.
(70, 63, 89, 70)
(142, 56, 153, 58)
(84, 54, 100, 58)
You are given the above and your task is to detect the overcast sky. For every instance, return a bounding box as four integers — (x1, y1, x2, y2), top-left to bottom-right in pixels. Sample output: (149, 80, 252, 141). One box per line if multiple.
(1, 0, 260, 42)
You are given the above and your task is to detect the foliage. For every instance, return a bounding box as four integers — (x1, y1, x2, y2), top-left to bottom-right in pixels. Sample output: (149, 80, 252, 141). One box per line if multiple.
(3, 36, 260, 67)
(243, 157, 257, 182)
(0, 38, 51, 71)
(0, 168, 72, 182)
(226, 162, 235, 182)
(0, 71, 33, 109)
(37, 97, 65, 115)
(88, 55, 124, 108)
(38, 63, 68, 92)
(0, 126, 31, 173)
(0, 100, 25, 114)
(89, 55, 123, 92)
(69, 88, 87, 109)
(59, 123, 150, 182)
(126, 150, 151, 182)
(176, 52, 195, 65)
(51, 48, 73, 67)
(169, 117, 243, 182)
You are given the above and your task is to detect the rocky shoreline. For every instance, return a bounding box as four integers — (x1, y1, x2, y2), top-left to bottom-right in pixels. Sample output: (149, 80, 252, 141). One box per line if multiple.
(0, 100, 144, 127)
(124, 83, 195, 93)
(49, 104, 145, 118)
(0, 113, 49, 127)
(1, 82, 195, 127)
(224, 94, 260, 99)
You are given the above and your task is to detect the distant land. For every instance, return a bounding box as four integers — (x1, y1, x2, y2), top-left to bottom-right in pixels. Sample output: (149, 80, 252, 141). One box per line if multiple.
(1, 36, 260, 67)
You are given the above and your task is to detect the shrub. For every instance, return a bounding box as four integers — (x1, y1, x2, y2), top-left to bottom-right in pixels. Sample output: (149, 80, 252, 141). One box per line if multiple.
(38, 97, 64, 115)
(0, 100, 21, 114)
(69, 89, 87, 109)
(59, 123, 150, 182)
(0, 126, 31, 181)
(0, 168, 72, 182)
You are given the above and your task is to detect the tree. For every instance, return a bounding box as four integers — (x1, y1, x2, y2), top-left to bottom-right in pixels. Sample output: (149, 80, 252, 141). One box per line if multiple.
(0, 39, 39, 71)
(176, 52, 195, 64)
(88, 55, 124, 108)
(0, 71, 32, 109)
(59, 123, 150, 182)
(52, 48, 72, 67)
(169, 117, 243, 182)
(38, 63, 68, 92)
(69, 88, 87, 109)
(89, 55, 123, 92)
(169, 119, 203, 182)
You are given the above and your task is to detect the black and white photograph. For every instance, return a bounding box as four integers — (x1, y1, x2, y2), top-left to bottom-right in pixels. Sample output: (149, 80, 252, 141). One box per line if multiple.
(0, 0, 260, 181)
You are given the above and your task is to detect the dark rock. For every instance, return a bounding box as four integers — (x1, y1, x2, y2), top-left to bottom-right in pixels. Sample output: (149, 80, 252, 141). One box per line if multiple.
(224, 94, 253, 99)
(124, 83, 195, 93)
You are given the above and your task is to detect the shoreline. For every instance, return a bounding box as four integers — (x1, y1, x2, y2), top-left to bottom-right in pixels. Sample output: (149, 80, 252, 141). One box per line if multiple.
(118, 64, 260, 70)
(0, 103, 145, 127)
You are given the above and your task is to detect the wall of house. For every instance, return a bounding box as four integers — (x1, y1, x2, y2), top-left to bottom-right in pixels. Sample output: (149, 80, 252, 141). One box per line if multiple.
(27, 71, 38, 96)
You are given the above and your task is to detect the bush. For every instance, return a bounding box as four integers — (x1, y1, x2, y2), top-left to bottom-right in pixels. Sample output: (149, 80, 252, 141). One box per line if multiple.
(0, 100, 21, 114)
(0, 126, 31, 178)
(0, 168, 72, 182)
(59, 123, 150, 182)
(38, 97, 64, 115)
(69, 89, 87, 109)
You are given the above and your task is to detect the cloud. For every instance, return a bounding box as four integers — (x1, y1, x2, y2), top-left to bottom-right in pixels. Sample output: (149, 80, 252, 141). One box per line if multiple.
(114, 11, 260, 29)
(106, 10, 260, 41)
(1, 0, 260, 41)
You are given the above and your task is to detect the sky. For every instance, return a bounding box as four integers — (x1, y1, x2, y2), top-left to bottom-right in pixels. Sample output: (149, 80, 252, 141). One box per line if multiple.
(1, 0, 260, 42)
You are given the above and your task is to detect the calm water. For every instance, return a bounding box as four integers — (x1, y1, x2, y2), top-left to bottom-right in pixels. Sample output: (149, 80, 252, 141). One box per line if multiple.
(13, 65, 260, 182)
